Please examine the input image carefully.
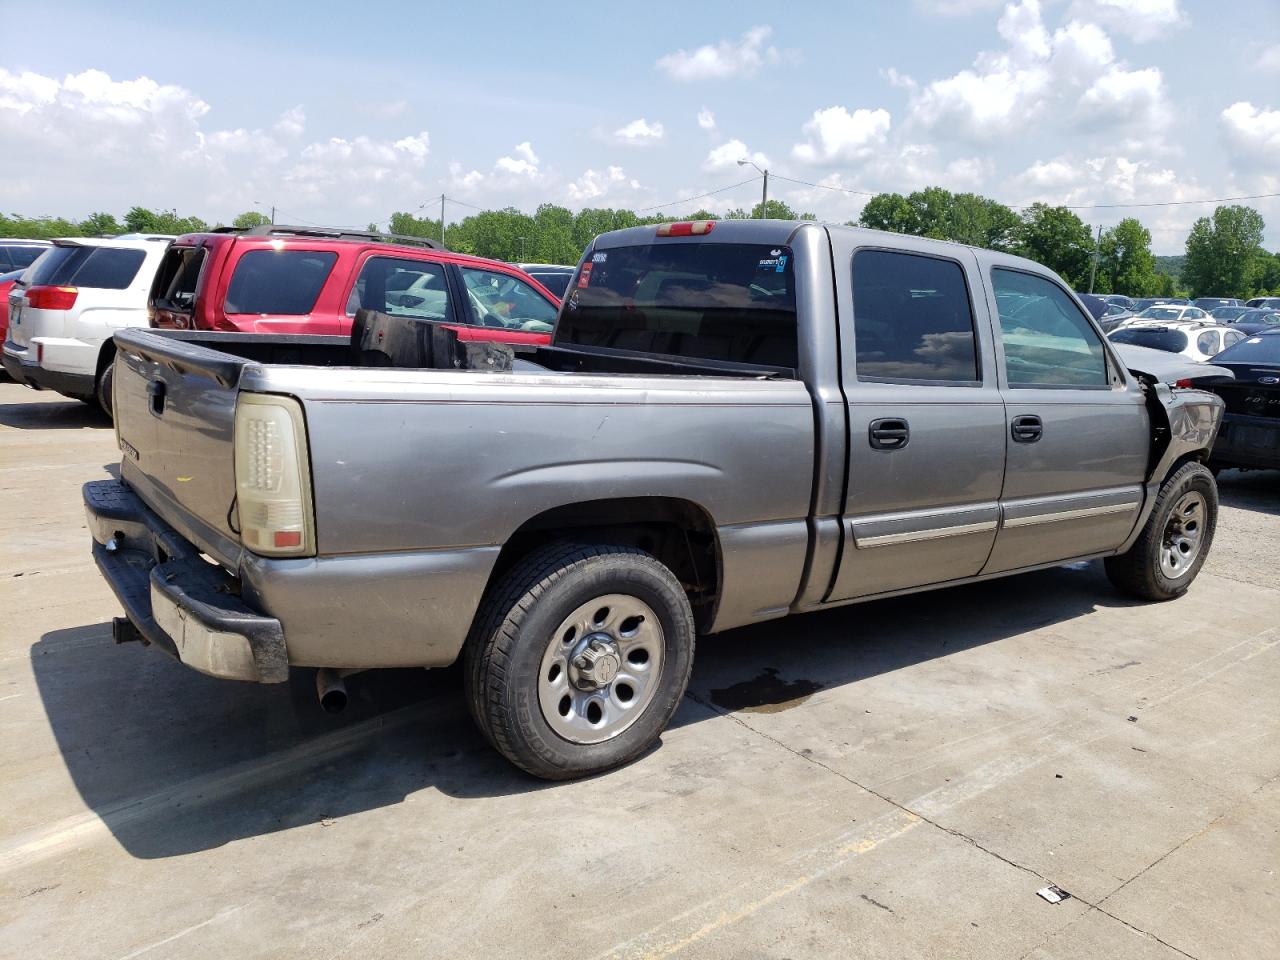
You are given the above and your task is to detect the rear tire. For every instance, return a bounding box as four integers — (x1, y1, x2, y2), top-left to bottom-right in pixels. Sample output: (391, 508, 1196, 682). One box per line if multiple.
(95, 361, 114, 418)
(464, 542, 695, 780)
(1105, 461, 1217, 601)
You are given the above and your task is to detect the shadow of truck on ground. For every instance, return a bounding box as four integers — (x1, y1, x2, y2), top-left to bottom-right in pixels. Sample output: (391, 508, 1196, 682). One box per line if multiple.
(31, 560, 1135, 860)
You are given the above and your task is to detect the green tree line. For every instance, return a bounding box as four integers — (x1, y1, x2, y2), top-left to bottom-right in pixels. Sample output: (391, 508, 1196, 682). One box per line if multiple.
(5, 196, 1278, 299)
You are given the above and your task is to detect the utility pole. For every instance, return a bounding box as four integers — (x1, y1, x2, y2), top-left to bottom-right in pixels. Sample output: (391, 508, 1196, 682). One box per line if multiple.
(518, 236, 528, 261)
(270, 206, 275, 225)
(737, 159, 769, 217)
(1088, 223, 1102, 293)
(439, 194, 446, 246)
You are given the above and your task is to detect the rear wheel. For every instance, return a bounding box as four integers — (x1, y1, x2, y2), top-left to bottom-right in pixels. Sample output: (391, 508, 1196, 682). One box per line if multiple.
(464, 543, 695, 780)
(1105, 461, 1217, 601)
(95, 360, 114, 418)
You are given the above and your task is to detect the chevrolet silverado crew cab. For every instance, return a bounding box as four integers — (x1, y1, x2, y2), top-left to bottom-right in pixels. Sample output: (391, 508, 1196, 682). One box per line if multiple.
(149, 224, 560, 348)
(85, 220, 1225, 779)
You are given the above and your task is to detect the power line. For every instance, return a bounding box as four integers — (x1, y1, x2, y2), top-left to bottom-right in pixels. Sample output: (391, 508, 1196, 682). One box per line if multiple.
(770, 174, 880, 199)
(1055, 192, 1280, 210)
(635, 175, 762, 213)
(772, 173, 1280, 212)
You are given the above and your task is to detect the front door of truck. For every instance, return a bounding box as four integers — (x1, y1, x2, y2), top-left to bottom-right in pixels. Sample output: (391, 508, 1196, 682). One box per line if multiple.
(980, 266, 1149, 574)
(827, 244, 1007, 602)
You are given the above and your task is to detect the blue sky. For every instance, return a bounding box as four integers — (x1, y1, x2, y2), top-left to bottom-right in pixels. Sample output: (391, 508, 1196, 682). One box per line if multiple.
(1, 0, 1277, 251)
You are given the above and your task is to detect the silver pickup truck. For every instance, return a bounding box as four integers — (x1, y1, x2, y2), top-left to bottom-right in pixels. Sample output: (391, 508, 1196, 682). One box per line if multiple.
(85, 220, 1225, 779)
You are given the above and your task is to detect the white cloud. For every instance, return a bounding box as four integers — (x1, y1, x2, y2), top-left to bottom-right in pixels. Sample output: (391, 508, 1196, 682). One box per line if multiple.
(1220, 101, 1280, 169)
(1019, 157, 1082, 188)
(704, 138, 769, 171)
(1050, 21, 1114, 84)
(0, 69, 58, 113)
(997, 0, 1052, 61)
(882, 67, 918, 91)
(567, 166, 641, 202)
(613, 118, 664, 144)
(494, 141, 539, 176)
(907, 0, 1169, 143)
(1258, 44, 1280, 74)
(1067, 0, 1187, 43)
(656, 26, 783, 81)
(274, 105, 305, 138)
(1079, 65, 1167, 130)
(1014, 154, 1211, 250)
(792, 106, 892, 163)
(697, 107, 716, 130)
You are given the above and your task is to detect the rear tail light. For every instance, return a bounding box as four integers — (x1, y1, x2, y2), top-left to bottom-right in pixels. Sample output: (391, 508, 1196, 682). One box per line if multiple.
(1174, 378, 1193, 388)
(234, 394, 314, 557)
(656, 221, 715, 237)
(24, 285, 78, 310)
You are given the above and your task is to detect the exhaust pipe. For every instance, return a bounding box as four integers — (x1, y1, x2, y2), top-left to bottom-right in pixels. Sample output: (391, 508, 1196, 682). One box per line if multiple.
(315, 669, 348, 714)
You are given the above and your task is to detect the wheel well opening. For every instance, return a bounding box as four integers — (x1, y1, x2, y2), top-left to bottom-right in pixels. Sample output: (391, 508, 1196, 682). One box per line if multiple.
(489, 497, 721, 631)
(95, 340, 116, 378)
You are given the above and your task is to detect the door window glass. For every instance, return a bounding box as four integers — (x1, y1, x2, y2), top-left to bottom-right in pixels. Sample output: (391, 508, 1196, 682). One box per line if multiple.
(851, 249, 979, 383)
(993, 269, 1109, 387)
(224, 250, 337, 315)
(460, 267, 558, 333)
(347, 257, 450, 321)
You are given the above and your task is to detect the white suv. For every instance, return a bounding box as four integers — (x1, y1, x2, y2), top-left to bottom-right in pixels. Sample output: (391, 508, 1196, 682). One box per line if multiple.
(2, 236, 172, 413)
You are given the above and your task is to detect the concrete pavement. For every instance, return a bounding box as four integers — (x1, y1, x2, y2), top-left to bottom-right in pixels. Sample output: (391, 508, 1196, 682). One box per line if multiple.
(0, 382, 1276, 960)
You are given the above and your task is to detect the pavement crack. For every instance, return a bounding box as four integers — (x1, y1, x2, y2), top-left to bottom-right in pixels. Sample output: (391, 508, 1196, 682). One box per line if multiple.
(685, 688, 1247, 960)
(684, 690, 1055, 884)
(1096, 768, 1280, 911)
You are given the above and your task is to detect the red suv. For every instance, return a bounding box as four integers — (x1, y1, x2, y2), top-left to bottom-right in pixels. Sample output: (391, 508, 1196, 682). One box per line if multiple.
(149, 225, 560, 346)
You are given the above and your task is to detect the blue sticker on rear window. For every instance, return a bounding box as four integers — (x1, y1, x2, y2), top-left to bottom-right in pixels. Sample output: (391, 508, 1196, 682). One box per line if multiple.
(757, 254, 788, 273)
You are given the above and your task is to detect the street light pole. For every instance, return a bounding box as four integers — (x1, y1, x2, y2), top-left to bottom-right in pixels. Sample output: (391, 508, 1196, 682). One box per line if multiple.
(737, 159, 769, 217)
(1088, 223, 1103, 293)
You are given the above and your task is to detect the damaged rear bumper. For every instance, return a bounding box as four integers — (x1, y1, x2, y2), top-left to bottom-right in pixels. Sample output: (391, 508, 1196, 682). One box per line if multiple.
(84, 478, 288, 683)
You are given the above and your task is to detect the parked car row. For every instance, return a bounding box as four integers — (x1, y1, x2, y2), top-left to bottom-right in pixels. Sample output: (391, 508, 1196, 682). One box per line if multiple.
(2, 226, 566, 413)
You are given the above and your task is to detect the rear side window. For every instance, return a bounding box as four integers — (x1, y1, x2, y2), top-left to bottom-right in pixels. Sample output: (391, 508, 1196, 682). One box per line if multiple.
(224, 250, 337, 315)
(993, 269, 1109, 387)
(560, 242, 798, 369)
(460, 267, 558, 333)
(347, 256, 450, 321)
(151, 247, 206, 310)
(1195, 331, 1219, 355)
(851, 249, 979, 383)
(1, 245, 46, 271)
(26, 246, 146, 290)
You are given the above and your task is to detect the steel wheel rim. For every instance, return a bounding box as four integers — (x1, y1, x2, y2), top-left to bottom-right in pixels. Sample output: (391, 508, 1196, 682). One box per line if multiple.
(537, 593, 665, 745)
(1160, 491, 1206, 579)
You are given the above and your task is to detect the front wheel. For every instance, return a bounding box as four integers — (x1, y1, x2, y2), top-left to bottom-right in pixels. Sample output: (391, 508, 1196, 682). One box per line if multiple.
(1105, 461, 1217, 601)
(464, 543, 695, 780)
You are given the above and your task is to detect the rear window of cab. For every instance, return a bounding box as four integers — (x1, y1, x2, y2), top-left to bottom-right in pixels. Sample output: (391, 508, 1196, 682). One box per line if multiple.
(559, 241, 798, 370)
(224, 250, 337, 315)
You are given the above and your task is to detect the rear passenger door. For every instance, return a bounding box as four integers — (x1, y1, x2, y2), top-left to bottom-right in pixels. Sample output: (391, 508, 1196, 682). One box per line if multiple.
(343, 254, 457, 333)
(981, 266, 1149, 574)
(827, 243, 1007, 601)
